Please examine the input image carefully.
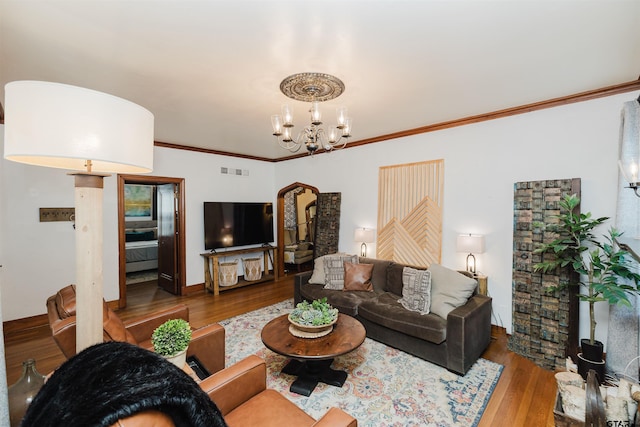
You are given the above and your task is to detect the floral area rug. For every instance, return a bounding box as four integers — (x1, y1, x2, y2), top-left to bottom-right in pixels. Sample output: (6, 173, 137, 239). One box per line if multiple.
(218, 299, 503, 427)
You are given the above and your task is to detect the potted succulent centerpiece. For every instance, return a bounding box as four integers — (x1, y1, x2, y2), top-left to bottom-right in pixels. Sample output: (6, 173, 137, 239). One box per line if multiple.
(151, 319, 192, 368)
(288, 298, 339, 337)
(534, 194, 640, 380)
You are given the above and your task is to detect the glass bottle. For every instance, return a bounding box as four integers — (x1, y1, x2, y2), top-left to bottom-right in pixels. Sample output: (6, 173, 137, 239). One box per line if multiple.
(8, 359, 45, 427)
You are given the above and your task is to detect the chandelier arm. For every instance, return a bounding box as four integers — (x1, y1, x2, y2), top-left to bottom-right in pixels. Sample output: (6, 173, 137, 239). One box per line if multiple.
(277, 137, 302, 152)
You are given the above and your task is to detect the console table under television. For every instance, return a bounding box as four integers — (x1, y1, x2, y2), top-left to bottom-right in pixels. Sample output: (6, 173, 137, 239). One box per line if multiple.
(201, 246, 278, 295)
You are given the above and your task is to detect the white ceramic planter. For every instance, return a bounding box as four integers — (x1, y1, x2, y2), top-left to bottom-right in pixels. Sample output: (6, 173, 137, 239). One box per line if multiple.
(165, 348, 188, 369)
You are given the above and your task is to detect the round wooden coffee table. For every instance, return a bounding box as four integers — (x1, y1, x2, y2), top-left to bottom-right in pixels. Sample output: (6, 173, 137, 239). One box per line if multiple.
(261, 313, 366, 396)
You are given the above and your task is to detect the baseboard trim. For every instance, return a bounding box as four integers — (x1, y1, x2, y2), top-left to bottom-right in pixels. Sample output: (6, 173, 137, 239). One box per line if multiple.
(4, 299, 122, 336)
(184, 283, 205, 295)
(491, 324, 506, 339)
(3, 313, 48, 335)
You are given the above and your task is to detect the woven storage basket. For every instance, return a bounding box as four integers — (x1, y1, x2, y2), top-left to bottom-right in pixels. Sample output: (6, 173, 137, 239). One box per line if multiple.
(219, 260, 238, 286)
(243, 257, 262, 281)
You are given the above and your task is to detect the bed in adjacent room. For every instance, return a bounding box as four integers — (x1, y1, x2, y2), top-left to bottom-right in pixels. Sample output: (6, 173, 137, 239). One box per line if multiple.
(125, 229, 158, 273)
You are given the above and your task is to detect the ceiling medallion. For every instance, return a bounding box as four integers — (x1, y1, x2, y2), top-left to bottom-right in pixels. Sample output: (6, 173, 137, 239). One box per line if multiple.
(271, 72, 352, 155)
(279, 72, 345, 103)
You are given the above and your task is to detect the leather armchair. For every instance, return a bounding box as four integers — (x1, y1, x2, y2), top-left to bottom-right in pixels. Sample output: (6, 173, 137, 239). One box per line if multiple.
(46, 284, 225, 375)
(199, 355, 357, 427)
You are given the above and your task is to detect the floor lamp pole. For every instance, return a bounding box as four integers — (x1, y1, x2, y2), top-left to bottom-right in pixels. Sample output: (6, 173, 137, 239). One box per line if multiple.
(73, 173, 106, 352)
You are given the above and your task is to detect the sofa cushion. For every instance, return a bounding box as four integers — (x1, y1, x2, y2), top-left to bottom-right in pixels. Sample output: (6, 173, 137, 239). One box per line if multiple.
(358, 293, 447, 344)
(385, 263, 405, 296)
(225, 389, 316, 426)
(359, 257, 393, 293)
(429, 263, 477, 319)
(298, 283, 377, 317)
(399, 267, 432, 314)
(323, 254, 358, 290)
(343, 262, 374, 292)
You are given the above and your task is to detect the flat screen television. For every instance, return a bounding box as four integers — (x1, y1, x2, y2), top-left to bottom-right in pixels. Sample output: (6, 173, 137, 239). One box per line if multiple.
(204, 202, 274, 250)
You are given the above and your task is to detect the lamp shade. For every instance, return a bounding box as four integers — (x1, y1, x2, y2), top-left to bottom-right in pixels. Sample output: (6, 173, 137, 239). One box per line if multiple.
(4, 81, 154, 173)
(456, 234, 485, 254)
(354, 228, 375, 243)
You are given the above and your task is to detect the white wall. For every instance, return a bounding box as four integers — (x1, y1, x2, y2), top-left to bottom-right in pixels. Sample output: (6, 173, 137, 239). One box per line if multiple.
(0, 140, 275, 321)
(2, 91, 639, 348)
(275, 91, 640, 345)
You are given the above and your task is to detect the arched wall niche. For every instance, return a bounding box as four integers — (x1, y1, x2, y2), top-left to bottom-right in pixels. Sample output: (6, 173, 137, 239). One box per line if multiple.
(276, 182, 319, 277)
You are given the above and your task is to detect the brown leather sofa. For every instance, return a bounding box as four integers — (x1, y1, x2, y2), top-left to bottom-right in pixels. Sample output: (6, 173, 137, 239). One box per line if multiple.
(46, 284, 226, 375)
(199, 355, 357, 427)
(294, 257, 492, 375)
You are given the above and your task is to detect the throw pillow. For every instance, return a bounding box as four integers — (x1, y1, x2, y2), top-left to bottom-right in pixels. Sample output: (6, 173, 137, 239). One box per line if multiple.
(343, 262, 374, 292)
(308, 255, 328, 284)
(398, 267, 432, 314)
(323, 254, 359, 290)
(428, 263, 477, 319)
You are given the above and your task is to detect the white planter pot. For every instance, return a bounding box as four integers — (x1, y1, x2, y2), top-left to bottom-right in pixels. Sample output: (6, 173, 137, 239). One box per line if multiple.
(165, 348, 188, 369)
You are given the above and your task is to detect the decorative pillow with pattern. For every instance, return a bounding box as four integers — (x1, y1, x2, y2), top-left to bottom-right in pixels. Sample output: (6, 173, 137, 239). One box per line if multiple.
(399, 266, 432, 314)
(323, 254, 359, 290)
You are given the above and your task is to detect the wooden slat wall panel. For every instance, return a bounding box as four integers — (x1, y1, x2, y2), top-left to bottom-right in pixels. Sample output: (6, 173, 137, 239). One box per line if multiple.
(377, 160, 443, 266)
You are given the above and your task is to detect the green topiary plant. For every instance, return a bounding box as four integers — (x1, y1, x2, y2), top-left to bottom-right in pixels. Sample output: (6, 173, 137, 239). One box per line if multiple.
(533, 194, 640, 346)
(151, 319, 192, 357)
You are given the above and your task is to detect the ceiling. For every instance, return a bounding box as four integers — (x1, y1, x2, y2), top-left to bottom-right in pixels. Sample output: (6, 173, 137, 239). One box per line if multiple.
(1, 1, 639, 161)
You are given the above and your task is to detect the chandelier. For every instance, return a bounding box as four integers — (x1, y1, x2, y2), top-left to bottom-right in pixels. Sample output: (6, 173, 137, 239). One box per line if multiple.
(271, 72, 352, 154)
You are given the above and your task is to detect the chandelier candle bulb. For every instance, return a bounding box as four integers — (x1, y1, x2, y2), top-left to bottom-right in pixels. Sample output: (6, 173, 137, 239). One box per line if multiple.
(328, 127, 338, 143)
(282, 127, 293, 142)
(282, 104, 294, 127)
(342, 118, 352, 137)
(337, 107, 348, 128)
(310, 101, 322, 125)
(271, 115, 282, 136)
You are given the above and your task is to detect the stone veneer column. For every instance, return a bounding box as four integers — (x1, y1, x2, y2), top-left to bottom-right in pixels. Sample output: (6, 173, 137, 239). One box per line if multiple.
(313, 193, 341, 258)
(509, 178, 580, 370)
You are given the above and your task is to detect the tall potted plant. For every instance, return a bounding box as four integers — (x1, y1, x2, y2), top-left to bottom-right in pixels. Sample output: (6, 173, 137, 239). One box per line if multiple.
(151, 319, 192, 368)
(534, 194, 640, 380)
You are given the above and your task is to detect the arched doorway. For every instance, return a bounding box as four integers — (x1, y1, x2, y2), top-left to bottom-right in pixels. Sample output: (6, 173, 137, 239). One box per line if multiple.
(276, 182, 319, 277)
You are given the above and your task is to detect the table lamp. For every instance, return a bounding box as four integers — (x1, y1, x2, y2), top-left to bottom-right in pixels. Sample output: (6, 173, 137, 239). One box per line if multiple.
(456, 234, 485, 275)
(354, 228, 375, 257)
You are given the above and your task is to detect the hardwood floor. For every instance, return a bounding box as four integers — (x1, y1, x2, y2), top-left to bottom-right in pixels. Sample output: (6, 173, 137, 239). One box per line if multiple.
(3, 276, 557, 426)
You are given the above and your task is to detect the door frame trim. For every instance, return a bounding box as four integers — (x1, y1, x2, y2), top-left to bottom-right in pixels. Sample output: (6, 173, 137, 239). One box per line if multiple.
(117, 174, 186, 308)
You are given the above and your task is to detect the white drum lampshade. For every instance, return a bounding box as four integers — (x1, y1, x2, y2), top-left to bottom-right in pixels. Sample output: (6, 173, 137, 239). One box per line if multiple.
(4, 80, 153, 173)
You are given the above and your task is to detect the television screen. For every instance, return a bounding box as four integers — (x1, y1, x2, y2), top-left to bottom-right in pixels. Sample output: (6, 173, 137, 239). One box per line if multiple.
(204, 202, 274, 250)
